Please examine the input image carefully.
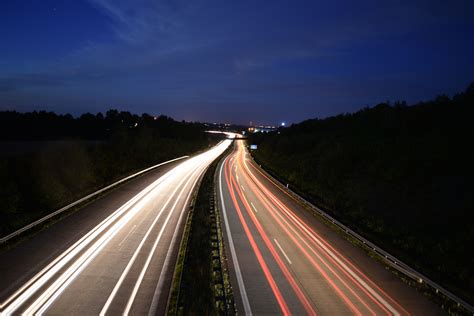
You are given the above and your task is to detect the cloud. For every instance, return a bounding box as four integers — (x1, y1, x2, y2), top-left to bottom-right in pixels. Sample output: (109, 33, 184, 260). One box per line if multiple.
(0, 74, 66, 92)
(1, 0, 472, 123)
(86, 0, 198, 45)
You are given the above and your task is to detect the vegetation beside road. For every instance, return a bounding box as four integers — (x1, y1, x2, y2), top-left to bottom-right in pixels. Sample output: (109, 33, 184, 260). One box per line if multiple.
(0, 110, 222, 236)
(249, 84, 474, 304)
(168, 146, 234, 315)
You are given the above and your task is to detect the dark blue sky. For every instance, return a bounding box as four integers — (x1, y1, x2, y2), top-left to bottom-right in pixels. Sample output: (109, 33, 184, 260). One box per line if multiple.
(1, 0, 473, 124)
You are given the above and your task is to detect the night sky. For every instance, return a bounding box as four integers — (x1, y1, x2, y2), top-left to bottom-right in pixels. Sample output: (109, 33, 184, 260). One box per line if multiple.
(1, 0, 473, 124)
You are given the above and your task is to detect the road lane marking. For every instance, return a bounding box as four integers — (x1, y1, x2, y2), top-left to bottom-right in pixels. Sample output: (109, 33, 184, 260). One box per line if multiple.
(34, 165, 196, 315)
(0, 168, 176, 314)
(112, 141, 232, 315)
(243, 148, 409, 313)
(219, 156, 252, 316)
(148, 162, 206, 316)
(282, 206, 398, 315)
(0, 156, 188, 246)
(100, 168, 193, 316)
(226, 158, 291, 315)
(125, 163, 205, 314)
(13, 141, 232, 315)
(240, 184, 246, 192)
(250, 202, 258, 213)
(118, 225, 137, 247)
(274, 239, 292, 265)
(238, 154, 365, 314)
(148, 140, 232, 315)
(266, 198, 378, 315)
(242, 155, 399, 316)
(230, 169, 315, 316)
(32, 181, 173, 315)
(2, 141, 232, 315)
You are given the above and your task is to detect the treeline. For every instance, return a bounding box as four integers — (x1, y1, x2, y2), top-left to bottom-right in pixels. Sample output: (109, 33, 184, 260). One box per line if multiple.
(249, 84, 474, 301)
(0, 110, 220, 236)
(0, 109, 204, 141)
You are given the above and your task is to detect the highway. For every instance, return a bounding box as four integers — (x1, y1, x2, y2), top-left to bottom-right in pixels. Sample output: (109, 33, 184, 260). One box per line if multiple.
(0, 139, 231, 315)
(218, 140, 444, 315)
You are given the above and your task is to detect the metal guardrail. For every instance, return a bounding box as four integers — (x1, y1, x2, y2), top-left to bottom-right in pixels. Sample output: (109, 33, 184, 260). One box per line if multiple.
(0, 156, 188, 244)
(249, 154, 474, 315)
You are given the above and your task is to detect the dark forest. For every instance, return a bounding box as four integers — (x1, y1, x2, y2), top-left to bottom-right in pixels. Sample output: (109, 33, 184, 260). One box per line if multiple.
(0, 110, 218, 236)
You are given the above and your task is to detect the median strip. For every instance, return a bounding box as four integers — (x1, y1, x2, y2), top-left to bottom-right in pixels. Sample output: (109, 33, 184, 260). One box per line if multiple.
(166, 147, 235, 315)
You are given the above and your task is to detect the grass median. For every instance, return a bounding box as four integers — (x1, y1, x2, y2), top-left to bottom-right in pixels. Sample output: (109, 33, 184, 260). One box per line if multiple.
(167, 146, 235, 316)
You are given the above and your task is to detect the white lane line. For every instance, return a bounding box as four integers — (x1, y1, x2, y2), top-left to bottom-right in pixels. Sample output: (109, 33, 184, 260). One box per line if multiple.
(118, 225, 137, 247)
(1, 169, 173, 310)
(242, 157, 399, 315)
(2, 141, 232, 315)
(250, 202, 258, 213)
(33, 166, 189, 315)
(219, 157, 252, 316)
(128, 142, 230, 315)
(274, 239, 292, 265)
(148, 145, 230, 315)
(108, 146, 227, 315)
(1, 168, 176, 315)
(147, 168, 201, 316)
(31, 177, 172, 315)
(124, 164, 204, 314)
(240, 184, 246, 192)
(100, 169, 191, 316)
(38, 148, 218, 314)
(0, 156, 187, 246)
(283, 208, 399, 315)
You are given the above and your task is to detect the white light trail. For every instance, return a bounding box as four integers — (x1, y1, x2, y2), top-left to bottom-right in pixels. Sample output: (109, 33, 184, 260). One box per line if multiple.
(0, 140, 232, 315)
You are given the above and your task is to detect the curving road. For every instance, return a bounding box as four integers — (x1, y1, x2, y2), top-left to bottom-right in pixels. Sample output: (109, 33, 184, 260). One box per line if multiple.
(218, 140, 444, 315)
(0, 139, 231, 315)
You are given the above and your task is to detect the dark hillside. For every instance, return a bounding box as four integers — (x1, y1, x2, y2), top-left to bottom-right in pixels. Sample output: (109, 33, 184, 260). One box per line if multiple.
(0, 110, 221, 236)
(249, 84, 474, 302)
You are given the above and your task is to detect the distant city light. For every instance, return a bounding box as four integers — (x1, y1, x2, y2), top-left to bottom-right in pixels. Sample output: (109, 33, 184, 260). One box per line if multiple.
(281, 122, 286, 127)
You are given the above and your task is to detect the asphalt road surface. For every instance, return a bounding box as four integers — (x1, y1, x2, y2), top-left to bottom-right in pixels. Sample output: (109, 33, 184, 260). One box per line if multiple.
(218, 140, 444, 315)
(0, 139, 231, 315)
